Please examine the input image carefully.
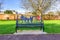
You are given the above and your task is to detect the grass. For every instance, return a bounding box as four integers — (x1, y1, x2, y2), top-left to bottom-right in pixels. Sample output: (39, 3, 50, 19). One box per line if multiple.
(0, 20, 60, 34)
(44, 20, 60, 33)
(0, 20, 16, 34)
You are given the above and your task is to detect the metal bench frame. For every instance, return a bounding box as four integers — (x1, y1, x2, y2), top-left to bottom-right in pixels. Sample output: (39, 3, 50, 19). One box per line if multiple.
(16, 13, 44, 33)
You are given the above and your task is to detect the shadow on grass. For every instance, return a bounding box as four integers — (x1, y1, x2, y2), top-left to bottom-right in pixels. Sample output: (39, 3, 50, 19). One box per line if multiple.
(44, 23, 60, 33)
(18, 27, 41, 30)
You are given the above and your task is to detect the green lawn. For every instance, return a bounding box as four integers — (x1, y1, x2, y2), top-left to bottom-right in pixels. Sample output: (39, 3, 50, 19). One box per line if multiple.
(0, 20, 60, 34)
(44, 20, 60, 33)
(0, 20, 16, 34)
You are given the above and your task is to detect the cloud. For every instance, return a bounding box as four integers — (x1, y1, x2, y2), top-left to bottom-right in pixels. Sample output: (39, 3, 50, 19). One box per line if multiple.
(48, 0, 60, 11)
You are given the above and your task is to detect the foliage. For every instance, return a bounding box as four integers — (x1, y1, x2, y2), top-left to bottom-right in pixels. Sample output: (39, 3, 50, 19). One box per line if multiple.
(43, 11, 59, 20)
(32, 11, 37, 16)
(4, 10, 13, 14)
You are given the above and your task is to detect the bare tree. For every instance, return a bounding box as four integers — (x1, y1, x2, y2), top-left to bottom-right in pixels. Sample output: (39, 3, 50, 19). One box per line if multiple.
(21, 0, 56, 12)
(20, 0, 56, 21)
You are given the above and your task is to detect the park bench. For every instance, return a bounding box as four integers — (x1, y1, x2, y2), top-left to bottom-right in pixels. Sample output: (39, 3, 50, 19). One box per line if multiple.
(16, 13, 44, 33)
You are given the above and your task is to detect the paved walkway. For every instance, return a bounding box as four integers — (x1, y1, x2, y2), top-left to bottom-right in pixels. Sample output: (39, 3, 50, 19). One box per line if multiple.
(14, 30, 47, 35)
(0, 34, 60, 40)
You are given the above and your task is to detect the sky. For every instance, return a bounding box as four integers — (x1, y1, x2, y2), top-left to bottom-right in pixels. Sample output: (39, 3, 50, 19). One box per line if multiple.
(1, 0, 26, 13)
(0, 0, 60, 13)
(47, 0, 60, 12)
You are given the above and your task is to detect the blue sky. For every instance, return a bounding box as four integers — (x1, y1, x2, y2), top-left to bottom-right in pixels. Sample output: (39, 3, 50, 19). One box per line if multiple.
(2, 0, 25, 13)
(1, 0, 60, 13)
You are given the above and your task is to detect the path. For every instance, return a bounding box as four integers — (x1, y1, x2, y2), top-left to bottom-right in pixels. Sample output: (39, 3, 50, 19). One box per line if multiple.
(14, 30, 47, 35)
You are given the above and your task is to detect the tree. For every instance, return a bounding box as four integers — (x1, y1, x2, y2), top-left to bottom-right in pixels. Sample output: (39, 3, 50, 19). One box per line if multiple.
(4, 10, 13, 14)
(56, 11, 60, 16)
(48, 11, 54, 20)
(32, 11, 37, 16)
(20, 0, 56, 21)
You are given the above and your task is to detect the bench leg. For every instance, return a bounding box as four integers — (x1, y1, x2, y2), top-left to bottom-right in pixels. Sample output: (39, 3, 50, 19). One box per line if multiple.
(43, 25, 44, 32)
(16, 26, 18, 33)
(40, 25, 44, 32)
